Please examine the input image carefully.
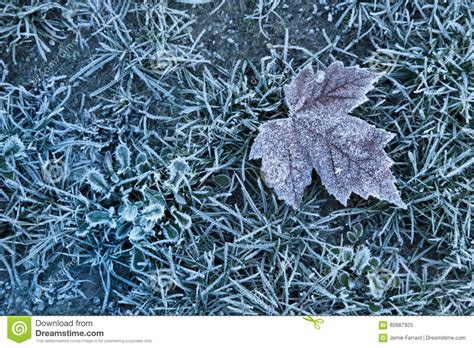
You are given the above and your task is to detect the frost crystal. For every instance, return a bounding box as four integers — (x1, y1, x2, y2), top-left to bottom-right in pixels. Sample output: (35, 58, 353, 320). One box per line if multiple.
(250, 61, 406, 209)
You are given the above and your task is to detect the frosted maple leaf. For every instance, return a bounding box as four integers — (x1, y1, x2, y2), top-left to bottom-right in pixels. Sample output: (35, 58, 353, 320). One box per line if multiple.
(250, 61, 406, 209)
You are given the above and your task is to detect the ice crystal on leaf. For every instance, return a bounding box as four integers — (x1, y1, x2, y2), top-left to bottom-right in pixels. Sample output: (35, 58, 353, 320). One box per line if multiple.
(250, 61, 406, 209)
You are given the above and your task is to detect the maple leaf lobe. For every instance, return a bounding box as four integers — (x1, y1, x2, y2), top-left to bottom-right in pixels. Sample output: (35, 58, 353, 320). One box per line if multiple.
(295, 114, 406, 209)
(250, 119, 312, 208)
(285, 61, 381, 117)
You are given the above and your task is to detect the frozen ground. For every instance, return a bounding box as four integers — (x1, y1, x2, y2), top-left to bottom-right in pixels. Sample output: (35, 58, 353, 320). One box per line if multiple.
(0, 0, 472, 315)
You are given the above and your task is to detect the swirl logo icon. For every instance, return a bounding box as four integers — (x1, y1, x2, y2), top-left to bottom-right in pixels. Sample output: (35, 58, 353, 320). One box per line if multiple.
(150, 49, 178, 75)
(365, 48, 397, 75)
(41, 159, 68, 184)
(149, 268, 177, 295)
(7, 316, 32, 343)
